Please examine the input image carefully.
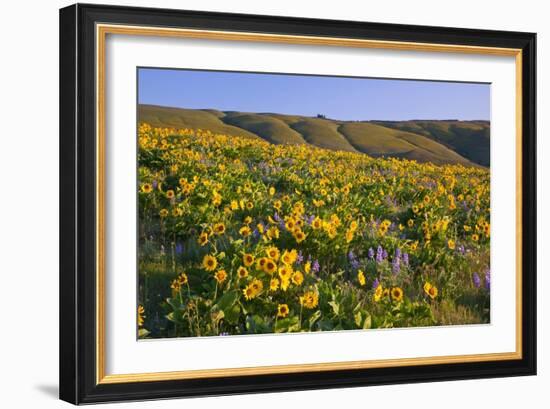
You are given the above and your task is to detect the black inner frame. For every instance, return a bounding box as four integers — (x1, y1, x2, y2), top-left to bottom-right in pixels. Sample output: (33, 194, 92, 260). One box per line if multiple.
(60, 3, 536, 404)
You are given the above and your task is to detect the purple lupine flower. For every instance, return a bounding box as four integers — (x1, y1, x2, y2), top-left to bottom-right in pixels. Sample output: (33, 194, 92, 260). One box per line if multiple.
(297, 251, 304, 265)
(273, 212, 282, 223)
(472, 272, 481, 288)
(392, 257, 401, 275)
(175, 242, 184, 255)
(376, 246, 384, 263)
(368, 247, 375, 260)
(402, 253, 409, 266)
(458, 244, 466, 255)
(395, 247, 402, 259)
(252, 228, 260, 238)
(382, 249, 388, 260)
(348, 250, 359, 269)
(485, 270, 491, 291)
(312, 259, 320, 274)
(372, 278, 380, 289)
(152, 180, 158, 189)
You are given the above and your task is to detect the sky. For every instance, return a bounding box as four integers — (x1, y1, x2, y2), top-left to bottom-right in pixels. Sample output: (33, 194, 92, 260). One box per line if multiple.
(138, 68, 490, 121)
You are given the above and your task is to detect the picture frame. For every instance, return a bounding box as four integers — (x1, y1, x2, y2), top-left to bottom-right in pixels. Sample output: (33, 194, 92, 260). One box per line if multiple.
(59, 3, 536, 404)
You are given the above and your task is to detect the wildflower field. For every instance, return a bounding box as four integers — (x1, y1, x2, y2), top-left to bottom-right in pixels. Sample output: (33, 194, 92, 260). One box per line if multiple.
(137, 123, 490, 339)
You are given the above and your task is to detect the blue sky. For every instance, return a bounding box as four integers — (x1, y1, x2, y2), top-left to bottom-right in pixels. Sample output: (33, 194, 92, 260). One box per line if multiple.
(138, 68, 490, 121)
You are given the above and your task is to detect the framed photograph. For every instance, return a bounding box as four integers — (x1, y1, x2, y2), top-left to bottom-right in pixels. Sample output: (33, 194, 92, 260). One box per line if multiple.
(59, 3, 536, 404)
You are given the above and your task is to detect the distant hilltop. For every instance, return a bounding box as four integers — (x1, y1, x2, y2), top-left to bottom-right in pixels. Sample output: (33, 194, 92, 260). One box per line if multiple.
(139, 104, 490, 167)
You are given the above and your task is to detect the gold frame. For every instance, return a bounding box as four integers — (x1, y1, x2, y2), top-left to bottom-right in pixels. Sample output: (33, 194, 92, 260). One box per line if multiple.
(95, 23, 523, 385)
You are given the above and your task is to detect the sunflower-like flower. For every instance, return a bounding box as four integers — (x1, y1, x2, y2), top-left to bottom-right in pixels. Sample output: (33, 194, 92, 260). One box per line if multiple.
(266, 247, 280, 261)
(299, 290, 319, 309)
(198, 232, 209, 246)
(270, 278, 280, 291)
(277, 303, 289, 318)
(267, 226, 280, 239)
(391, 287, 404, 302)
(256, 257, 267, 271)
(291, 271, 304, 286)
(243, 279, 263, 300)
(239, 226, 252, 237)
(137, 305, 145, 327)
(373, 284, 383, 302)
(424, 282, 438, 299)
(311, 217, 322, 230)
(214, 270, 227, 284)
(202, 254, 217, 271)
(264, 259, 277, 275)
(243, 253, 255, 267)
(447, 239, 456, 250)
(140, 183, 152, 193)
(213, 222, 226, 235)
(293, 229, 307, 243)
(357, 270, 366, 286)
(278, 265, 293, 281)
(237, 266, 249, 279)
(280, 249, 297, 266)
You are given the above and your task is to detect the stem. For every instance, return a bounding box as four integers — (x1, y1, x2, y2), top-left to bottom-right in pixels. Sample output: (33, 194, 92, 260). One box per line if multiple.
(171, 235, 176, 274)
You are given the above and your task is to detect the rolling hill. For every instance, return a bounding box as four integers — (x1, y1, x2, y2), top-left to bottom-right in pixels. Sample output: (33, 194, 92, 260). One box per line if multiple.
(139, 104, 489, 167)
(372, 120, 490, 167)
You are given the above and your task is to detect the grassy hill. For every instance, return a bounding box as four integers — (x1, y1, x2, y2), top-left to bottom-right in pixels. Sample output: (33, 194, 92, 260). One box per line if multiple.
(139, 105, 487, 167)
(138, 105, 260, 140)
(373, 120, 490, 166)
(339, 122, 473, 166)
(222, 112, 306, 145)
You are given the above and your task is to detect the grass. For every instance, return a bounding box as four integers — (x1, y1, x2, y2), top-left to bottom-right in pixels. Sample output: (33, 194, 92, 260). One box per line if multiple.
(290, 118, 357, 152)
(222, 112, 306, 145)
(138, 105, 260, 140)
(374, 120, 490, 167)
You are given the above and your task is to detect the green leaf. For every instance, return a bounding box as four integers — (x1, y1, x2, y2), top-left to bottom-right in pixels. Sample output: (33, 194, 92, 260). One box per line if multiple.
(354, 311, 362, 327)
(166, 297, 182, 310)
(224, 304, 241, 324)
(245, 315, 257, 333)
(212, 310, 224, 324)
(275, 316, 300, 333)
(308, 310, 322, 330)
(215, 290, 239, 311)
(363, 313, 372, 329)
(328, 301, 340, 315)
(138, 328, 150, 338)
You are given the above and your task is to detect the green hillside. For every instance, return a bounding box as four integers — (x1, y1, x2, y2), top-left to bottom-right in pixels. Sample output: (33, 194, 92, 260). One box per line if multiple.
(289, 118, 357, 152)
(339, 122, 472, 166)
(138, 105, 259, 140)
(222, 112, 306, 145)
(373, 120, 490, 166)
(139, 105, 487, 167)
